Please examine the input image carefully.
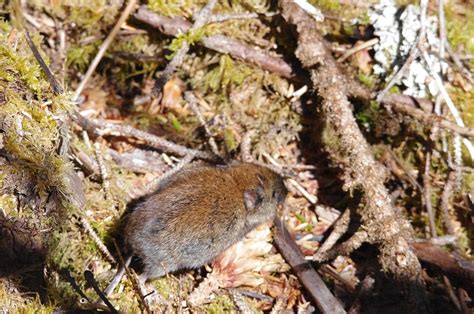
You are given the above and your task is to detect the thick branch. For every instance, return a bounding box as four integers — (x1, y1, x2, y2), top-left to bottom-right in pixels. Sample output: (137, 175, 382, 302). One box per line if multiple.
(279, 1, 422, 284)
(412, 241, 474, 284)
(383, 95, 474, 137)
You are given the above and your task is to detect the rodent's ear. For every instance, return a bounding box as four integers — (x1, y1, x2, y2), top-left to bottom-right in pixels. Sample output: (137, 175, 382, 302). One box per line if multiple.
(243, 185, 264, 211)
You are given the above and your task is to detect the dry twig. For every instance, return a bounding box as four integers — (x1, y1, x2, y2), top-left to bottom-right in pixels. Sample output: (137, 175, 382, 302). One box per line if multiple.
(208, 12, 277, 24)
(337, 38, 379, 62)
(423, 152, 437, 237)
(442, 275, 462, 312)
(421, 50, 474, 160)
(440, 172, 458, 238)
(152, 0, 218, 95)
(74, 115, 217, 161)
(84, 270, 118, 313)
(73, 0, 138, 101)
(273, 218, 346, 314)
(313, 209, 350, 261)
(185, 91, 220, 156)
(134, 6, 294, 79)
(81, 217, 116, 265)
(411, 240, 474, 284)
(382, 95, 474, 137)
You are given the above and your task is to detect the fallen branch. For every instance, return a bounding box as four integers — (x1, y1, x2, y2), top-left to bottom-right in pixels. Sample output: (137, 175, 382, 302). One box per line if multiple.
(73, 114, 217, 161)
(382, 95, 474, 137)
(134, 6, 294, 79)
(273, 218, 346, 314)
(412, 240, 474, 284)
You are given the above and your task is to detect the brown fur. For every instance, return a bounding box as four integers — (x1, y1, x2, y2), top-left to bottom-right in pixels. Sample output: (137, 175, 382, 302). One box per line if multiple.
(124, 162, 287, 279)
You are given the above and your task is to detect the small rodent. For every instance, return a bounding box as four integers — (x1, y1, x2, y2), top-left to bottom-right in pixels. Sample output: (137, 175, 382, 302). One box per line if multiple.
(124, 162, 287, 280)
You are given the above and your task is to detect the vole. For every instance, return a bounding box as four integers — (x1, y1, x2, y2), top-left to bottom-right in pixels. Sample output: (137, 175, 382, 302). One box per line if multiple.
(103, 162, 287, 297)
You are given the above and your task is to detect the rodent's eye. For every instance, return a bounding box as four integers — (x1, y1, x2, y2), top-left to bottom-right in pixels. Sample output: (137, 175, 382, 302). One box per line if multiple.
(272, 191, 277, 199)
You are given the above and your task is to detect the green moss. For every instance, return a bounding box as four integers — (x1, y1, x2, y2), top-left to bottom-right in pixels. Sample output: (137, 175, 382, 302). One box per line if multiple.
(355, 100, 380, 132)
(224, 127, 237, 152)
(203, 294, 235, 313)
(29, 0, 121, 33)
(357, 72, 376, 88)
(67, 42, 99, 73)
(167, 25, 213, 59)
(446, 5, 474, 70)
(201, 55, 252, 92)
(148, 0, 192, 17)
(310, 0, 340, 12)
(152, 277, 177, 299)
(0, 194, 17, 215)
(168, 113, 183, 132)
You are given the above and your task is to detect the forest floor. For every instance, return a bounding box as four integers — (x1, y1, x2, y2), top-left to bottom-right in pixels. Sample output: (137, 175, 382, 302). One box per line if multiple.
(0, 0, 473, 313)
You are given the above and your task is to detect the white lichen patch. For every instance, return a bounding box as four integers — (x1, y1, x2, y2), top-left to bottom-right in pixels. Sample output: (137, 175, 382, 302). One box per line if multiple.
(369, 0, 447, 98)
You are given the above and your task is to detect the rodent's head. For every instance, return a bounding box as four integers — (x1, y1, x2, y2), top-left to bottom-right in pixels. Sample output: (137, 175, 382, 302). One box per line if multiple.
(237, 164, 288, 228)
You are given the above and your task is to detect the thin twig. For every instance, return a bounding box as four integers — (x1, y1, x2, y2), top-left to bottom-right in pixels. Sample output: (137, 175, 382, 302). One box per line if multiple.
(423, 152, 437, 237)
(440, 171, 457, 237)
(421, 50, 474, 160)
(286, 178, 317, 204)
(73, 0, 138, 101)
(24, 30, 71, 156)
(185, 91, 220, 156)
(233, 289, 274, 303)
(434, 0, 447, 114)
(446, 43, 473, 82)
(442, 275, 462, 311)
(113, 241, 153, 313)
(337, 38, 378, 62)
(75, 115, 217, 161)
(24, 31, 64, 94)
(313, 209, 350, 261)
(453, 134, 462, 189)
(152, 0, 218, 95)
(317, 231, 369, 262)
(84, 270, 118, 313)
(81, 217, 116, 265)
(94, 142, 110, 199)
(208, 12, 277, 24)
(319, 264, 357, 293)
